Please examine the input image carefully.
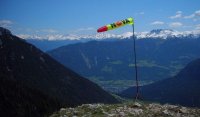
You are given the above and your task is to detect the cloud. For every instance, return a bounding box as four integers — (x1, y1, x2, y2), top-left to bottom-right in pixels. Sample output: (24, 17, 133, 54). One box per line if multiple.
(184, 10, 200, 19)
(169, 11, 182, 19)
(17, 34, 44, 40)
(71, 27, 95, 34)
(135, 12, 145, 16)
(195, 10, 200, 16)
(169, 22, 183, 28)
(196, 24, 200, 30)
(151, 21, 164, 25)
(40, 29, 58, 33)
(139, 12, 145, 15)
(17, 34, 32, 39)
(184, 14, 195, 19)
(169, 10, 200, 21)
(76, 27, 95, 31)
(0, 20, 13, 27)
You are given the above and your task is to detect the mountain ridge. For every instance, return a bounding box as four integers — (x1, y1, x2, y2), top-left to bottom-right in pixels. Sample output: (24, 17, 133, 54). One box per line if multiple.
(48, 37, 200, 92)
(121, 58, 200, 107)
(0, 27, 118, 117)
(18, 29, 200, 41)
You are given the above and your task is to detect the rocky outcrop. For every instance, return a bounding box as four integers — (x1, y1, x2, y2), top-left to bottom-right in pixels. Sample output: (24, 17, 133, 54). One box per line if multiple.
(50, 102, 200, 117)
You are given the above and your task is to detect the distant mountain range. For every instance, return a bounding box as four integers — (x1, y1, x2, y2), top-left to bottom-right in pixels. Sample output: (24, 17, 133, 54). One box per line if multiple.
(47, 35, 200, 92)
(20, 29, 200, 41)
(26, 39, 85, 51)
(0, 27, 118, 117)
(23, 29, 200, 51)
(136, 29, 200, 39)
(121, 58, 200, 107)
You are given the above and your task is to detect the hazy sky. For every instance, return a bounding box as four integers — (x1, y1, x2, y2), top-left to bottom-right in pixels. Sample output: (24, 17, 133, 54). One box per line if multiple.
(0, 0, 200, 37)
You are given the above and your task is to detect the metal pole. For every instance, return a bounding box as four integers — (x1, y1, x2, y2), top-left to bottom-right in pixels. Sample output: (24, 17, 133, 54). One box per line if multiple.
(132, 24, 139, 100)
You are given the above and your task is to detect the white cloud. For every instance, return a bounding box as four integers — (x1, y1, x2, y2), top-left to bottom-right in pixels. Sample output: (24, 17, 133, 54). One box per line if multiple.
(195, 10, 200, 16)
(17, 34, 44, 40)
(135, 12, 145, 16)
(177, 11, 183, 14)
(169, 22, 183, 28)
(40, 29, 58, 33)
(196, 24, 200, 30)
(151, 21, 164, 25)
(169, 10, 200, 21)
(139, 12, 145, 15)
(76, 27, 95, 31)
(169, 11, 182, 19)
(184, 10, 200, 19)
(17, 34, 31, 39)
(71, 27, 95, 34)
(0, 20, 13, 27)
(184, 14, 195, 19)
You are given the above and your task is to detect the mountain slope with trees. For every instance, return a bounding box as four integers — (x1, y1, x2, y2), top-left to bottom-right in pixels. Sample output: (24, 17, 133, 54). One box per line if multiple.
(121, 58, 200, 107)
(0, 27, 118, 117)
(48, 35, 200, 92)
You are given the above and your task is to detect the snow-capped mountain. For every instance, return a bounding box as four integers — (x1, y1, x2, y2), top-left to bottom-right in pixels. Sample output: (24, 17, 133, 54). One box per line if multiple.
(17, 29, 200, 41)
(17, 32, 133, 41)
(136, 29, 200, 39)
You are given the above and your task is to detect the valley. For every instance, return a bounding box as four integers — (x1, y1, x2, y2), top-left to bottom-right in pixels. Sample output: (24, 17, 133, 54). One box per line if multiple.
(47, 33, 200, 92)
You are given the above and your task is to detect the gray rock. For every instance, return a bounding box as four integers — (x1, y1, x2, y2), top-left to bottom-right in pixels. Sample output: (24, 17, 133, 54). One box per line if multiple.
(132, 102, 142, 108)
(107, 113, 115, 117)
(179, 107, 188, 114)
(129, 108, 143, 115)
(119, 112, 125, 116)
(50, 103, 200, 117)
(162, 109, 175, 116)
(163, 109, 170, 115)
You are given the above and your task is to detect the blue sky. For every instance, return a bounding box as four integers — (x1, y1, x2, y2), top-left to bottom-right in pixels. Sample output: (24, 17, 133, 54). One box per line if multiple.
(0, 0, 200, 38)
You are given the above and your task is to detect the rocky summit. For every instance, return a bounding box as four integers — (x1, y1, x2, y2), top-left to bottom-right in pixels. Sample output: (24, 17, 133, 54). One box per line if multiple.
(50, 102, 200, 117)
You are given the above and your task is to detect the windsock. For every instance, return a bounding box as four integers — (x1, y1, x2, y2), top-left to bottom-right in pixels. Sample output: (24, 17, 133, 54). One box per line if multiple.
(97, 17, 134, 33)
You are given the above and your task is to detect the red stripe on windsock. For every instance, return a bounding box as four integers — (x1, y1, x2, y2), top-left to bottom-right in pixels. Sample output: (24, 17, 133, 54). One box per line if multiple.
(97, 26, 108, 32)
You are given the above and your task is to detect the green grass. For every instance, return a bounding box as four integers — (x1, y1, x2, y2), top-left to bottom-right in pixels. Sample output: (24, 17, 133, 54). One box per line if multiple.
(129, 60, 169, 69)
(87, 76, 154, 92)
(109, 60, 123, 65)
(101, 65, 113, 72)
(169, 61, 185, 76)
